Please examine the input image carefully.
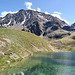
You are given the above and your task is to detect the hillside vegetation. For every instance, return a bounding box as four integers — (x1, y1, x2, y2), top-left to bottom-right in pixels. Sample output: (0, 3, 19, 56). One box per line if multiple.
(50, 32, 75, 52)
(0, 28, 52, 65)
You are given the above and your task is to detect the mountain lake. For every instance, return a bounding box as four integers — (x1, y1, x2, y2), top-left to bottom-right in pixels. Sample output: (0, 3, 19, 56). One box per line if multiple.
(0, 52, 75, 75)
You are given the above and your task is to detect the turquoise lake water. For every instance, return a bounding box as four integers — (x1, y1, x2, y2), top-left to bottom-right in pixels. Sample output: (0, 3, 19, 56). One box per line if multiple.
(1, 52, 75, 75)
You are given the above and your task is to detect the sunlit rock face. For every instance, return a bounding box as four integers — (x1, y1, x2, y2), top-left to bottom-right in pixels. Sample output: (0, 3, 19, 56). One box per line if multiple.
(0, 9, 74, 38)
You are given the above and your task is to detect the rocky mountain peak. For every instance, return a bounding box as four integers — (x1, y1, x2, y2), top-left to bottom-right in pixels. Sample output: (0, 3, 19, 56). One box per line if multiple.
(0, 9, 74, 38)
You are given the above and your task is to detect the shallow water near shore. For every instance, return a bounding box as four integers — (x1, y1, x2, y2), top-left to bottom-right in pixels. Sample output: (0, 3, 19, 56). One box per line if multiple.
(0, 52, 75, 75)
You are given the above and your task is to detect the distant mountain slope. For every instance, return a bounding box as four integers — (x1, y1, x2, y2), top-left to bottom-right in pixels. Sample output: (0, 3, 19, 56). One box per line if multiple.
(50, 32, 75, 52)
(71, 23, 75, 29)
(0, 28, 53, 65)
(0, 9, 70, 37)
(62, 23, 75, 31)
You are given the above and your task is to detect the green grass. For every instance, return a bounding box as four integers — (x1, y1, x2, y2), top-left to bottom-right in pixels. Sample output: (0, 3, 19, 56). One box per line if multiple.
(50, 33, 75, 52)
(0, 28, 52, 65)
(0, 28, 75, 75)
(1, 52, 75, 75)
(0, 58, 42, 75)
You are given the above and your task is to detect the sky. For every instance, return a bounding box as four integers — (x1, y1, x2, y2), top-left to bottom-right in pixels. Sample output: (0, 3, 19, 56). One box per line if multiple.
(0, 0, 75, 25)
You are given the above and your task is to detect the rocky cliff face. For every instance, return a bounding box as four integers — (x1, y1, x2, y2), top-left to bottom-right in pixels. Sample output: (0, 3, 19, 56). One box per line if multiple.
(0, 9, 74, 38)
(71, 23, 75, 29)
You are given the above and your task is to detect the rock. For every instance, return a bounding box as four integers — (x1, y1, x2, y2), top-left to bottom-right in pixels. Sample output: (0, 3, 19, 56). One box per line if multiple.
(6, 60, 10, 64)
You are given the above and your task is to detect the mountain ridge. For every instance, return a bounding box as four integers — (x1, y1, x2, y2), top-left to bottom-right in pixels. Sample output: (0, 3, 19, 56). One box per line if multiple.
(0, 9, 75, 38)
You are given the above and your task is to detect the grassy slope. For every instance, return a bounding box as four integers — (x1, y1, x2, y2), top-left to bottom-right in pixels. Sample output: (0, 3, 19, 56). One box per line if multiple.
(0, 28, 52, 65)
(0, 28, 75, 75)
(50, 33, 75, 52)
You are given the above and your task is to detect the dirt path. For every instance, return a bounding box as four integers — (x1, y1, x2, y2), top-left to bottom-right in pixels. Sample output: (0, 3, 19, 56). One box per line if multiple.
(26, 49, 33, 56)
(48, 45, 58, 52)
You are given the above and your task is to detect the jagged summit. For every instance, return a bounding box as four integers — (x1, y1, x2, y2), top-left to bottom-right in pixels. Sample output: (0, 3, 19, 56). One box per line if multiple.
(0, 9, 74, 38)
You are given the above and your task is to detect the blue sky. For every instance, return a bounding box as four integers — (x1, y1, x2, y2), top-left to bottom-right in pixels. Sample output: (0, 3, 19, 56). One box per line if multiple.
(0, 0, 75, 25)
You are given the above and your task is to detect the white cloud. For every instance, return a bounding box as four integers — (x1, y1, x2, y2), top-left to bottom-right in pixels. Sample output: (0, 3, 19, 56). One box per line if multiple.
(45, 12, 50, 15)
(62, 19, 69, 24)
(25, 2, 41, 12)
(31, 9, 36, 11)
(37, 8, 41, 12)
(51, 11, 69, 24)
(25, 2, 36, 11)
(25, 2, 32, 9)
(54, 11, 62, 15)
(1, 11, 18, 17)
(51, 14, 61, 19)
